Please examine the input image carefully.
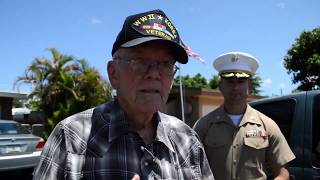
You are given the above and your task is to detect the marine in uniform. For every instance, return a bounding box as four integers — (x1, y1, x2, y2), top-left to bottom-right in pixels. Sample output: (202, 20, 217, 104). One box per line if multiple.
(193, 52, 295, 180)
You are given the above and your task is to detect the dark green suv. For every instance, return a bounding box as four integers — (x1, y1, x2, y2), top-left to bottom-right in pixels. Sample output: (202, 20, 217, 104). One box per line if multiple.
(250, 90, 320, 180)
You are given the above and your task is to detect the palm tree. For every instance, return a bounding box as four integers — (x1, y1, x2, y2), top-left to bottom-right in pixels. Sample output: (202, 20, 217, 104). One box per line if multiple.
(15, 48, 112, 138)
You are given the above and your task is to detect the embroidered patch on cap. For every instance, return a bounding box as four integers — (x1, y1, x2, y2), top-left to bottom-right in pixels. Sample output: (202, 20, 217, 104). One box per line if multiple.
(131, 13, 179, 43)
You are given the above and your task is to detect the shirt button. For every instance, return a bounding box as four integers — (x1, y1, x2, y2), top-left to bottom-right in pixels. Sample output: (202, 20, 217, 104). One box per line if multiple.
(144, 162, 149, 166)
(233, 145, 236, 148)
(233, 160, 237, 164)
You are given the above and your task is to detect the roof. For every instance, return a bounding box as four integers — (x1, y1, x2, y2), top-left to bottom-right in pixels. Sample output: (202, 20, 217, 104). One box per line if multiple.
(0, 91, 28, 99)
(0, 119, 18, 123)
(170, 86, 264, 100)
(12, 107, 31, 115)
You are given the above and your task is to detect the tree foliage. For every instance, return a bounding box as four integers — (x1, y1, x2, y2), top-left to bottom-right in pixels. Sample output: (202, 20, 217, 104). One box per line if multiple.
(284, 27, 320, 91)
(174, 73, 209, 88)
(14, 48, 112, 138)
(250, 76, 262, 96)
(173, 73, 262, 95)
(12, 99, 25, 108)
(208, 75, 220, 89)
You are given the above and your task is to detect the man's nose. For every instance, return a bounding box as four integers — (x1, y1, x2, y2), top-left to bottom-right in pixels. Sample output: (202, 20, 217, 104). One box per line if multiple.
(144, 63, 161, 78)
(231, 82, 241, 90)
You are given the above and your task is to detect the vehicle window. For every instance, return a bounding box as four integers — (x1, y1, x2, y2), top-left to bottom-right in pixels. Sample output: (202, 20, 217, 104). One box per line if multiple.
(0, 122, 30, 135)
(251, 99, 296, 144)
(312, 94, 320, 167)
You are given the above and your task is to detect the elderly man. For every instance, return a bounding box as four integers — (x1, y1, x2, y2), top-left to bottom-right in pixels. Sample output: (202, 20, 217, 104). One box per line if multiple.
(33, 9, 214, 180)
(194, 52, 295, 180)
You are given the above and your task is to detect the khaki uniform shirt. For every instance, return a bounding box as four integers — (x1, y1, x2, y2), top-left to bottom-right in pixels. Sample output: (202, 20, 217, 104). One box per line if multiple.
(194, 105, 295, 180)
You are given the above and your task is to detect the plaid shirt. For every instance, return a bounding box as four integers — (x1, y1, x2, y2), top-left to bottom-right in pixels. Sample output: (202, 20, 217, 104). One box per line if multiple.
(33, 100, 214, 180)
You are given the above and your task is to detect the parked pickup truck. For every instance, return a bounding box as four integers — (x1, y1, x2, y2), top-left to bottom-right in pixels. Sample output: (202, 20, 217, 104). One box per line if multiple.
(249, 90, 320, 180)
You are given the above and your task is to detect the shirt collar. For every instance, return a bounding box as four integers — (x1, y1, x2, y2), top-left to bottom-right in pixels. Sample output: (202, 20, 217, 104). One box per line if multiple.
(213, 106, 234, 126)
(108, 101, 175, 152)
(214, 105, 262, 127)
(154, 113, 175, 153)
(108, 100, 129, 142)
(87, 99, 127, 157)
(87, 99, 175, 157)
(108, 103, 175, 153)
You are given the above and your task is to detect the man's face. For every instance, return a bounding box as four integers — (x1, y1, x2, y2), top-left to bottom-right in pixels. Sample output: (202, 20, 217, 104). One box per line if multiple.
(219, 77, 249, 103)
(108, 41, 176, 114)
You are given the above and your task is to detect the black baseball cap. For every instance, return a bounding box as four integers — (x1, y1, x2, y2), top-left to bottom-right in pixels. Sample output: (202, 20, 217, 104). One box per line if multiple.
(112, 9, 188, 64)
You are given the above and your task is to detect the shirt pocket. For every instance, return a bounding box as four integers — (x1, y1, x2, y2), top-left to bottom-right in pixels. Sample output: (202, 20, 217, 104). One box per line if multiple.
(240, 139, 269, 179)
(244, 137, 269, 149)
(204, 135, 228, 148)
(203, 123, 231, 148)
(203, 124, 232, 169)
(66, 152, 85, 179)
(157, 159, 201, 180)
(179, 165, 201, 180)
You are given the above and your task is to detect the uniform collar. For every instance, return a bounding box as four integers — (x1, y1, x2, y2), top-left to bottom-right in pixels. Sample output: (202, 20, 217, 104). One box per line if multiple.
(238, 105, 262, 127)
(213, 106, 235, 126)
(215, 105, 262, 127)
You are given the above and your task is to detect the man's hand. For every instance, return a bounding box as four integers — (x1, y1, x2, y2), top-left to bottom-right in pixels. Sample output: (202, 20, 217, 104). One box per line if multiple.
(273, 166, 290, 180)
(132, 174, 140, 180)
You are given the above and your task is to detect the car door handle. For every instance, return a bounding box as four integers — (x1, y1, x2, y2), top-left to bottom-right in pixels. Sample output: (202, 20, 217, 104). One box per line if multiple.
(290, 175, 296, 180)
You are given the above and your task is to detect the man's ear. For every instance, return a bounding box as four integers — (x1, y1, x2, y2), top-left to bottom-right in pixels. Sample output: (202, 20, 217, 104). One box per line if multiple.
(248, 78, 253, 95)
(107, 61, 119, 89)
(218, 80, 222, 91)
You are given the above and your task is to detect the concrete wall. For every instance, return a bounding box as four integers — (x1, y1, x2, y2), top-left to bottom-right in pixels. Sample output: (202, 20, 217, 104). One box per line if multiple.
(163, 95, 224, 127)
(198, 96, 223, 117)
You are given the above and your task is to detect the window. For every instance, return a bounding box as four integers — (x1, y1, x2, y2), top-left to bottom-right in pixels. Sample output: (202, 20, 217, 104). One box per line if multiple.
(251, 99, 296, 143)
(312, 94, 320, 167)
(0, 122, 30, 135)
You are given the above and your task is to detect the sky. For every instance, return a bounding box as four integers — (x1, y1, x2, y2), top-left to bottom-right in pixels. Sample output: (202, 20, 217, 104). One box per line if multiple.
(0, 0, 319, 97)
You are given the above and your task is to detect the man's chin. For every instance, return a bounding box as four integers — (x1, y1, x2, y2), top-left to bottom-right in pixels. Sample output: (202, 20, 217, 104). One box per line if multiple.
(225, 96, 246, 103)
(136, 102, 163, 113)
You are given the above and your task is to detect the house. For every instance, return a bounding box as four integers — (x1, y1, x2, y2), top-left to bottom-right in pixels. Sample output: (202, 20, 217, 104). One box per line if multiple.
(0, 91, 28, 120)
(162, 86, 263, 127)
(1, 87, 263, 128)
